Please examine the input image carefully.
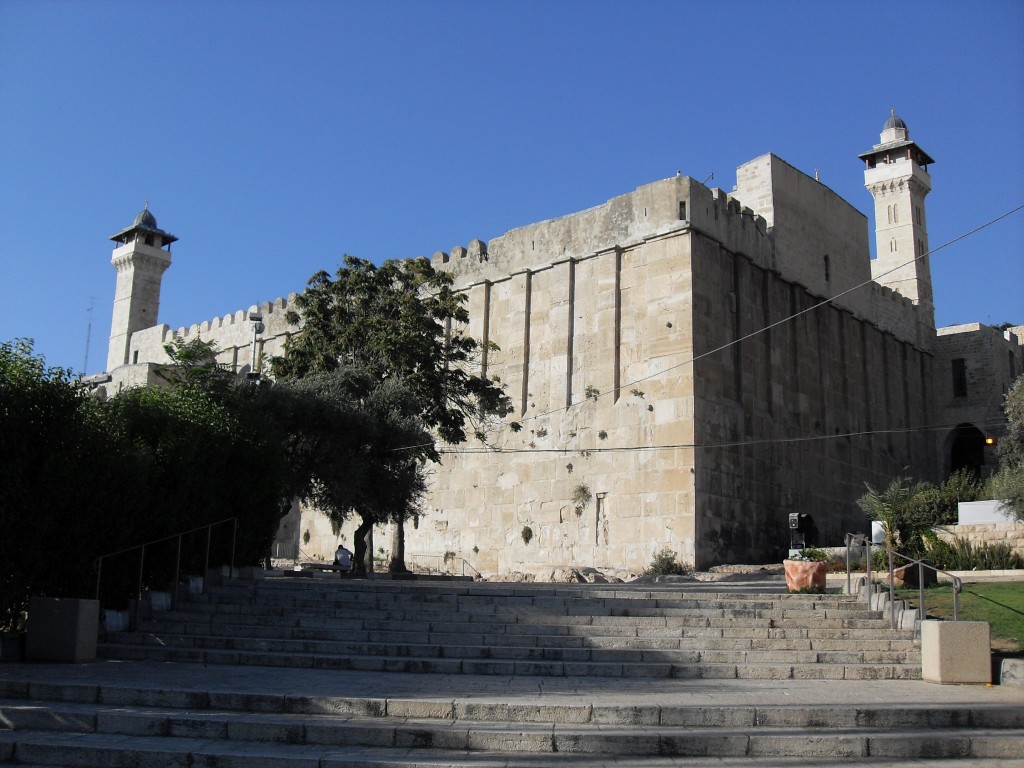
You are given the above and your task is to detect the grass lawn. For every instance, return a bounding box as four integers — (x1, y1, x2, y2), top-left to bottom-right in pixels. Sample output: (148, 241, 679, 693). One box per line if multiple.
(896, 581, 1024, 653)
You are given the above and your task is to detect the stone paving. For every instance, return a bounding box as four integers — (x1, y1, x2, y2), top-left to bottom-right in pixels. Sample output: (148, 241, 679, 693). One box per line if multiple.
(2, 573, 1023, 766)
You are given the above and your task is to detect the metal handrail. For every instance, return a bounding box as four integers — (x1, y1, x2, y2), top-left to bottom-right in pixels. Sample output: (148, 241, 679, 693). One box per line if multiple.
(94, 517, 238, 618)
(882, 547, 962, 629)
(844, 531, 962, 629)
(407, 553, 480, 578)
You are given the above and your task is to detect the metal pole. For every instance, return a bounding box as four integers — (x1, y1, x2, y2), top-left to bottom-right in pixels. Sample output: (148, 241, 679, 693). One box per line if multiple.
(887, 547, 896, 629)
(865, 540, 872, 595)
(135, 546, 146, 629)
(918, 562, 925, 626)
(953, 580, 960, 621)
(845, 537, 851, 596)
(173, 534, 182, 609)
(203, 525, 212, 594)
(95, 557, 103, 601)
(231, 519, 237, 578)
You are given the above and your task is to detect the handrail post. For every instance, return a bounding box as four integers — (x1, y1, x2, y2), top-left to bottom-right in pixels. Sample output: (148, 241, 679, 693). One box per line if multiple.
(95, 557, 103, 601)
(135, 545, 146, 630)
(844, 534, 852, 595)
(953, 578, 960, 621)
(887, 546, 895, 629)
(865, 539, 872, 593)
(203, 525, 212, 594)
(231, 518, 237, 578)
(173, 534, 182, 610)
(918, 562, 925, 626)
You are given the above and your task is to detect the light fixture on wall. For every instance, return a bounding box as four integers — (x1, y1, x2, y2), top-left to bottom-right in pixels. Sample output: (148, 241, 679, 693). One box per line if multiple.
(248, 311, 264, 381)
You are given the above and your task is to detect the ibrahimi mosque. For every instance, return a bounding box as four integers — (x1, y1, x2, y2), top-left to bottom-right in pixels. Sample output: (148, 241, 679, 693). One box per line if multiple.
(95, 113, 1023, 574)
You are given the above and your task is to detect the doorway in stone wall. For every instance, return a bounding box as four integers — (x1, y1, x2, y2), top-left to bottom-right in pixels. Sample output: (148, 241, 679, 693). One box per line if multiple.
(946, 423, 986, 478)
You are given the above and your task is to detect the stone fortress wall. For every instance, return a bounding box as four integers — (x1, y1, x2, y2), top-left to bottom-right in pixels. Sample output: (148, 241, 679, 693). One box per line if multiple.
(106, 295, 298, 393)
(352, 156, 942, 572)
(101, 114, 1023, 574)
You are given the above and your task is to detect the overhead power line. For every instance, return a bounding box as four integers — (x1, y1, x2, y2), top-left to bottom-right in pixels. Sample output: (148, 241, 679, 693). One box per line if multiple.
(435, 418, 1009, 457)
(390, 204, 1023, 456)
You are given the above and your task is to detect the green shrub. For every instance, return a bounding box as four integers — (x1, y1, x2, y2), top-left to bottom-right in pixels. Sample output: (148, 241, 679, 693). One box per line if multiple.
(790, 547, 829, 562)
(644, 547, 691, 575)
(926, 537, 1023, 571)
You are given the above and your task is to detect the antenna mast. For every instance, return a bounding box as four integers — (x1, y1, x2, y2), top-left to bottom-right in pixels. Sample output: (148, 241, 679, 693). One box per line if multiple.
(83, 297, 95, 374)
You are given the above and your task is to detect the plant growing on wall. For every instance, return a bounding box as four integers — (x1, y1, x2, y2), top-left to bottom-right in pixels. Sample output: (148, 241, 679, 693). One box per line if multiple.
(571, 483, 592, 515)
(585, 385, 600, 401)
(521, 526, 533, 545)
(597, 430, 608, 440)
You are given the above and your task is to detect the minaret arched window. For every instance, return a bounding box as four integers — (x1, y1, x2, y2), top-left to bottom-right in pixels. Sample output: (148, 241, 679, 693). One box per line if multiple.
(823, 255, 831, 283)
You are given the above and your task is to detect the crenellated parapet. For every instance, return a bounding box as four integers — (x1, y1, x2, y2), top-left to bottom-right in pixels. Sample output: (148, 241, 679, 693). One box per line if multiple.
(169, 293, 299, 341)
(120, 293, 301, 380)
(430, 174, 773, 291)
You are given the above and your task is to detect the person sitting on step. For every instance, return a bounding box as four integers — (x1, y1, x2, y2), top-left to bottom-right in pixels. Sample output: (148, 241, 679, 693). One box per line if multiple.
(333, 544, 353, 576)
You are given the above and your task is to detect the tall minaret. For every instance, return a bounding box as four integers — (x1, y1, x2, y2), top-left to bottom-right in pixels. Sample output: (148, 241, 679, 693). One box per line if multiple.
(106, 204, 177, 371)
(860, 110, 936, 338)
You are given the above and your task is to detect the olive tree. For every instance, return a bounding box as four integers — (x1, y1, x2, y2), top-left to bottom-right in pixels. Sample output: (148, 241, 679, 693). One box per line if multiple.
(273, 257, 518, 572)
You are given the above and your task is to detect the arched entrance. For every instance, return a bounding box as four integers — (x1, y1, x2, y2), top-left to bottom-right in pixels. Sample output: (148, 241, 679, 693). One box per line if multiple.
(945, 423, 986, 478)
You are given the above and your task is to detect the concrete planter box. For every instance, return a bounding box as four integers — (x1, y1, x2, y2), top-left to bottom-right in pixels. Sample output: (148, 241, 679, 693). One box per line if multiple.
(0, 633, 26, 662)
(26, 597, 99, 662)
(783, 560, 827, 592)
(921, 619, 991, 685)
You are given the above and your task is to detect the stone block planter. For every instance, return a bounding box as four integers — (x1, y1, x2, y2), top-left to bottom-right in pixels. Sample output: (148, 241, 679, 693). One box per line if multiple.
(0, 633, 26, 662)
(783, 560, 827, 592)
(26, 597, 100, 662)
(921, 619, 991, 684)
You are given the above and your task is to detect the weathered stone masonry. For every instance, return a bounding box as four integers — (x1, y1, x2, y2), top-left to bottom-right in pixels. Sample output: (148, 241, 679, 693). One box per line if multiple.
(99, 114, 1023, 574)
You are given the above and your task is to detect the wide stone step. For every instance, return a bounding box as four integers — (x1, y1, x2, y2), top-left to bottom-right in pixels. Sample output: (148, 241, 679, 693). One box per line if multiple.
(146, 602, 905, 630)
(193, 588, 877, 619)
(6, 730, 1021, 767)
(4, 679, 1022, 727)
(133, 615, 915, 654)
(103, 628, 919, 668)
(199, 581, 867, 610)
(128, 619, 919, 653)
(1, 696, 1020, 762)
(97, 642, 921, 679)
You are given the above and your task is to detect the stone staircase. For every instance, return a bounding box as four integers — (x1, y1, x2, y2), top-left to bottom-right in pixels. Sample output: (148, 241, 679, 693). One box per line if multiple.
(97, 577, 922, 680)
(2, 575, 1022, 765)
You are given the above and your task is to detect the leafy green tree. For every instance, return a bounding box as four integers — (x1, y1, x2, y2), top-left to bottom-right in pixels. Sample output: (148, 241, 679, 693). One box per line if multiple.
(273, 256, 519, 571)
(273, 256, 516, 443)
(857, 469, 989, 558)
(279, 367, 434, 576)
(857, 477, 934, 555)
(0, 340, 126, 630)
(914, 468, 984, 526)
(989, 374, 1024, 521)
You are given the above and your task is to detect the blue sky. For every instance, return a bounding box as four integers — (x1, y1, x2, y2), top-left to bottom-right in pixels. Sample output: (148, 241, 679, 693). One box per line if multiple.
(2, 0, 1022, 375)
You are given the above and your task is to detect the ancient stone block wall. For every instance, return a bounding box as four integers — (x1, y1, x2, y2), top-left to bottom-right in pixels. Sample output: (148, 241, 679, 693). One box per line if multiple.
(930, 324, 1023, 475)
(689, 231, 937, 567)
(107, 294, 299, 392)
(935, 523, 1024, 560)
(424, 230, 702, 576)
(401, 169, 939, 573)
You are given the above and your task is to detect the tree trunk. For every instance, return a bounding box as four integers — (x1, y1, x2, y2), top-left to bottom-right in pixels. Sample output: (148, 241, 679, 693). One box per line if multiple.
(353, 516, 372, 578)
(388, 517, 410, 574)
